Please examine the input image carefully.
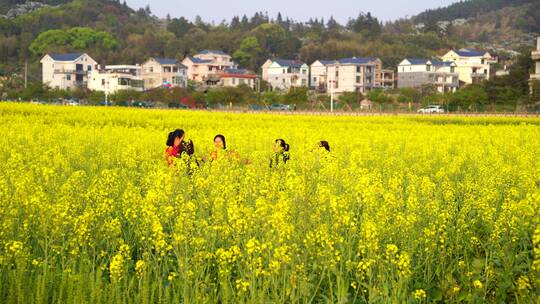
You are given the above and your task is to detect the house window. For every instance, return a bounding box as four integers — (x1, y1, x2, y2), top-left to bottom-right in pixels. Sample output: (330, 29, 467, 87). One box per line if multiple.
(66, 75, 71, 81)
(450, 67, 455, 73)
(232, 78, 236, 85)
(313, 77, 317, 83)
(87, 65, 92, 71)
(173, 67, 178, 73)
(481, 59, 485, 64)
(164, 67, 171, 73)
(426, 65, 431, 72)
(102, 79, 105, 85)
(149, 67, 154, 73)
(356, 76, 361, 83)
(356, 66, 361, 73)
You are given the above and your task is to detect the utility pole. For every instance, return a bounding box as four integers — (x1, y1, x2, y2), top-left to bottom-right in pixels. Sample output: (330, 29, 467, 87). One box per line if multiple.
(329, 80, 335, 113)
(24, 60, 28, 89)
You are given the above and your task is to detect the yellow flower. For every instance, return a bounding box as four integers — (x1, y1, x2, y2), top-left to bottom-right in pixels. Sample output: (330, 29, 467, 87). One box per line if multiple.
(473, 280, 483, 289)
(413, 289, 427, 300)
(135, 260, 145, 278)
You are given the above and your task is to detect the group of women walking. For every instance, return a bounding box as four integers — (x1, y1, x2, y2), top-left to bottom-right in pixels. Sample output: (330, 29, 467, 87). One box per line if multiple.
(165, 129, 330, 167)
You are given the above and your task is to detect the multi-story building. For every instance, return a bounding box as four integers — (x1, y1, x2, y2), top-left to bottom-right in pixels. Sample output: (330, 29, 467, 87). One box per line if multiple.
(530, 36, 540, 95)
(88, 65, 144, 93)
(397, 58, 459, 93)
(377, 69, 396, 90)
(141, 58, 187, 89)
(40, 53, 98, 90)
(264, 59, 309, 91)
(326, 57, 378, 94)
(182, 50, 237, 82)
(310, 60, 336, 91)
(441, 49, 495, 85)
(219, 69, 258, 89)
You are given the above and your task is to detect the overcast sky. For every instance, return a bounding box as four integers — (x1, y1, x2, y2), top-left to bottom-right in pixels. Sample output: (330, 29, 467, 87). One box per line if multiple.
(125, 0, 460, 24)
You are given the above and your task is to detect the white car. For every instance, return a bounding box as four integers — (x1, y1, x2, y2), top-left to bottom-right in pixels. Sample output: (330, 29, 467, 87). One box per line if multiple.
(418, 105, 445, 113)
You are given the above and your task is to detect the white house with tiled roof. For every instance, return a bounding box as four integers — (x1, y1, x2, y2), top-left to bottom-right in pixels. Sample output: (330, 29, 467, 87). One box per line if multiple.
(441, 49, 496, 85)
(326, 57, 379, 94)
(264, 59, 309, 91)
(141, 58, 187, 89)
(40, 53, 98, 90)
(182, 50, 237, 82)
(398, 58, 459, 93)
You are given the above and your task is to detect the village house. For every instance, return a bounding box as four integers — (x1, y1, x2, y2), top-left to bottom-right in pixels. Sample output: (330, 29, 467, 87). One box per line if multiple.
(310, 57, 394, 93)
(530, 36, 540, 95)
(219, 69, 258, 89)
(182, 50, 237, 82)
(441, 49, 496, 85)
(397, 58, 459, 93)
(263, 59, 309, 91)
(309, 60, 336, 91)
(325, 57, 379, 94)
(141, 58, 187, 89)
(88, 65, 144, 93)
(40, 53, 98, 90)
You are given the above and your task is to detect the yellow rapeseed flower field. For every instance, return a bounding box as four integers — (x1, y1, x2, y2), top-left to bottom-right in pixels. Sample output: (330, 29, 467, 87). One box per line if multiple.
(0, 103, 539, 303)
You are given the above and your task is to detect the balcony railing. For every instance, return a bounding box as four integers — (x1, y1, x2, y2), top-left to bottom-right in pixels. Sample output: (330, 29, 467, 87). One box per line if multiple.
(530, 73, 540, 80)
(54, 69, 88, 75)
(532, 51, 540, 61)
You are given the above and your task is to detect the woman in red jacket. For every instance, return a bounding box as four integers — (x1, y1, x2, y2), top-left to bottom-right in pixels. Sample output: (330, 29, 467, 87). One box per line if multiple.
(165, 129, 185, 166)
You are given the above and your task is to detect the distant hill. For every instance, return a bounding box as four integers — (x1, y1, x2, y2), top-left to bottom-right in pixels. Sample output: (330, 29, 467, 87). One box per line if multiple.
(414, 0, 536, 23)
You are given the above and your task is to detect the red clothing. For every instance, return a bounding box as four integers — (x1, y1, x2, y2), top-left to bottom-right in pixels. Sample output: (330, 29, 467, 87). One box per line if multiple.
(166, 145, 180, 166)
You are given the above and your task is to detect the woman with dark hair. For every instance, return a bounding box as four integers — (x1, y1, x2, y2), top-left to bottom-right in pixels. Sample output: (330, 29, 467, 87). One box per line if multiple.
(213, 134, 226, 150)
(208, 134, 233, 161)
(318, 141, 331, 152)
(206, 134, 250, 163)
(165, 129, 185, 166)
(270, 139, 290, 167)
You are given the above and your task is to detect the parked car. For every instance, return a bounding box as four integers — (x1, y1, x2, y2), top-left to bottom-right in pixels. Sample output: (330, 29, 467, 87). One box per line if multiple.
(269, 103, 295, 111)
(418, 105, 445, 113)
(169, 102, 189, 109)
(249, 104, 268, 111)
(132, 101, 154, 108)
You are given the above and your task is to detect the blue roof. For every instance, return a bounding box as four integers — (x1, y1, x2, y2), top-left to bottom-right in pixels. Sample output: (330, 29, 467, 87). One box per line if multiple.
(48, 53, 84, 61)
(431, 60, 454, 66)
(318, 60, 336, 65)
(338, 57, 378, 64)
(198, 50, 228, 55)
(455, 49, 486, 57)
(154, 58, 178, 65)
(189, 57, 213, 64)
(274, 59, 305, 68)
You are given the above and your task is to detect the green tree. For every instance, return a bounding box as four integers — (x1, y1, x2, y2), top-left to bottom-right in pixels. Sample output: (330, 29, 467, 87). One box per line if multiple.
(232, 36, 263, 71)
(29, 27, 118, 56)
